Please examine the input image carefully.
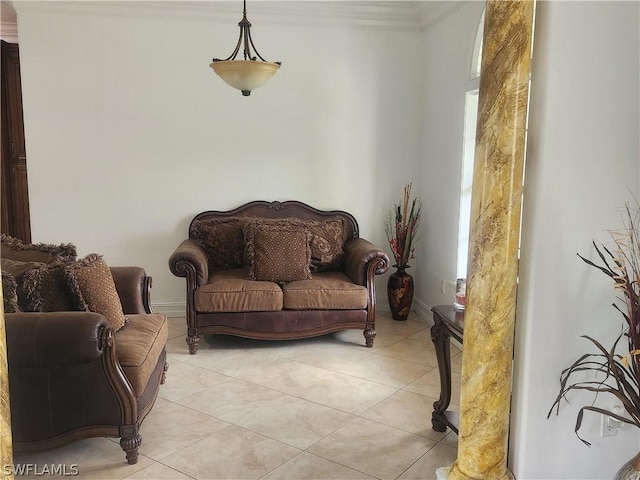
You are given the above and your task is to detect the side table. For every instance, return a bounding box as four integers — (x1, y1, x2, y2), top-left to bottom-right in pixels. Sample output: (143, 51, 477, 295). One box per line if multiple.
(430, 304, 464, 434)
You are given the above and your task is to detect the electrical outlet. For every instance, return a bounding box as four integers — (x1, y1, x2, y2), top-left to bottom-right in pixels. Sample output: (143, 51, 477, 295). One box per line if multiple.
(601, 414, 619, 437)
(601, 405, 624, 437)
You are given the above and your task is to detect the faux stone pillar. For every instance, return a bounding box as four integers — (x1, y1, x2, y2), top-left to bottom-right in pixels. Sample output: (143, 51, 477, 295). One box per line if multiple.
(1, 288, 14, 479)
(448, 1, 535, 479)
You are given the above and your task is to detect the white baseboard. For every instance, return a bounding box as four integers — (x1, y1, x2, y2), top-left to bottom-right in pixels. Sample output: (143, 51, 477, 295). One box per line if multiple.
(377, 296, 434, 324)
(376, 296, 390, 311)
(412, 297, 434, 325)
(152, 302, 185, 318)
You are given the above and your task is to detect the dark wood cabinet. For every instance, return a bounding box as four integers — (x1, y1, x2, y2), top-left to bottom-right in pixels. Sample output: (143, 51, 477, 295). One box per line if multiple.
(1, 40, 31, 243)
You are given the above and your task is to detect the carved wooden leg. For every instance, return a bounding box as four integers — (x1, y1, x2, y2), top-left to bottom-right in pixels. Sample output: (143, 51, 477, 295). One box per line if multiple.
(161, 361, 169, 384)
(186, 335, 199, 355)
(120, 434, 142, 465)
(430, 321, 452, 432)
(364, 328, 376, 348)
(432, 410, 448, 433)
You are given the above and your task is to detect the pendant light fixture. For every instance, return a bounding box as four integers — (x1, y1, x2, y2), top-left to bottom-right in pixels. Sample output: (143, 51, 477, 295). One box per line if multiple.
(210, 0, 281, 96)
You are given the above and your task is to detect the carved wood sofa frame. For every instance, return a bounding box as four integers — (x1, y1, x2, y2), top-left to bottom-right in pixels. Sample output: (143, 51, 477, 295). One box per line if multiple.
(169, 200, 390, 354)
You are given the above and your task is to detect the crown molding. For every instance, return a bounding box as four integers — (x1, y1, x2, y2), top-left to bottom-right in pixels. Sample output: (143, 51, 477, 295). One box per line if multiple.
(415, 0, 466, 30)
(9, 1, 468, 33)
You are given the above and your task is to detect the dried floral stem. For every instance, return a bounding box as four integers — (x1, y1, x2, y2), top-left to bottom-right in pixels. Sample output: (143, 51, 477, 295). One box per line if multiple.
(385, 183, 422, 267)
(550, 202, 640, 444)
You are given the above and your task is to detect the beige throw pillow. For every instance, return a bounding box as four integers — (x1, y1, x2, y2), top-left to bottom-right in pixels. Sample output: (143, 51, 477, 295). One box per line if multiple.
(242, 217, 345, 272)
(65, 254, 126, 331)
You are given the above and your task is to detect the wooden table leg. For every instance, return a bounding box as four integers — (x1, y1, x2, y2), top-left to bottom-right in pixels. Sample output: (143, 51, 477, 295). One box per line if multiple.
(431, 317, 453, 432)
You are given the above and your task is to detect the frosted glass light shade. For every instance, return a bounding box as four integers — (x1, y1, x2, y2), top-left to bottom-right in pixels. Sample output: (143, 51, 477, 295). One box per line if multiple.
(210, 60, 280, 96)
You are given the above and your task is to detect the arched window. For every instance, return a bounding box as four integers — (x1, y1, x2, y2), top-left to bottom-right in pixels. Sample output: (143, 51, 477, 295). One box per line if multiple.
(456, 9, 484, 279)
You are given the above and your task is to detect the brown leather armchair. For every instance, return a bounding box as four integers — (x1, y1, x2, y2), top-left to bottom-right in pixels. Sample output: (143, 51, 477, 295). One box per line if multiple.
(5, 267, 168, 464)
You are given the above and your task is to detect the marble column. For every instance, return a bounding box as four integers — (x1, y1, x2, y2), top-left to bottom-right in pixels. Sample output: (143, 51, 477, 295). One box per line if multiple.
(1, 288, 14, 480)
(448, 1, 535, 479)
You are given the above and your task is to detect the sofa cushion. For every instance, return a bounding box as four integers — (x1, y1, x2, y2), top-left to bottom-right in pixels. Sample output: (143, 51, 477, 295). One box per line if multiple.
(245, 222, 312, 283)
(65, 254, 126, 331)
(282, 272, 368, 310)
(2, 271, 20, 313)
(0, 233, 76, 264)
(191, 217, 247, 270)
(195, 268, 283, 312)
(115, 313, 168, 396)
(23, 260, 83, 312)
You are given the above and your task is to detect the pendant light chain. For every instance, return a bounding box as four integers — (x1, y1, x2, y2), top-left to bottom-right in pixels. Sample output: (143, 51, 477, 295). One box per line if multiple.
(209, 0, 281, 96)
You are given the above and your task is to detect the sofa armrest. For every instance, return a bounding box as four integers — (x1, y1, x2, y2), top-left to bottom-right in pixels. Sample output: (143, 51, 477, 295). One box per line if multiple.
(110, 266, 152, 314)
(168, 239, 209, 287)
(5, 312, 111, 367)
(343, 238, 391, 286)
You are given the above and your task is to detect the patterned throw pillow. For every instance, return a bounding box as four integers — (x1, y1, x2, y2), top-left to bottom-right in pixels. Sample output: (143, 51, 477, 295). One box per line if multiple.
(1, 257, 47, 311)
(2, 270, 20, 313)
(304, 218, 346, 272)
(244, 222, 312, 283)
(190, 217, 247, 270)
(65, 254, 126, 331)
(243, 218, 345, 272)
(23, 260, 83, 312)
(0, 233, 76, 264)
(1, 257, 46, 277)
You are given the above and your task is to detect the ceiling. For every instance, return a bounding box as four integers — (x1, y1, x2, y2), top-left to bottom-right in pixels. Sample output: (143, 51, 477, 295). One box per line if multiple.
(2, 1, 467, 35)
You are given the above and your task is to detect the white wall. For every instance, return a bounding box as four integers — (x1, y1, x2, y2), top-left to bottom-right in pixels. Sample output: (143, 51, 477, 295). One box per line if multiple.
(511, 1, 640, 478)
(14, 3, 424, 315)
(13, 2, 640, 476)
(418, 1, 485, 310)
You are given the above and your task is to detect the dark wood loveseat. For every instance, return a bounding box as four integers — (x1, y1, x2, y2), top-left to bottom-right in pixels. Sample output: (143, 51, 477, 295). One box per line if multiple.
(169, 200, 390, 354)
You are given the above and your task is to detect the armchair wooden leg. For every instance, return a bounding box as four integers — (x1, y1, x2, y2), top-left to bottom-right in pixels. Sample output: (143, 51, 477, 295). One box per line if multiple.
(364, 328, 376, 348)
(186, 335, 200, 355)
(120, 434, 142, 464)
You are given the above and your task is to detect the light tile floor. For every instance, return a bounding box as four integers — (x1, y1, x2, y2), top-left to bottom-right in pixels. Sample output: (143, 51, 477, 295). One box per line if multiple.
(12, 312, 461, 480)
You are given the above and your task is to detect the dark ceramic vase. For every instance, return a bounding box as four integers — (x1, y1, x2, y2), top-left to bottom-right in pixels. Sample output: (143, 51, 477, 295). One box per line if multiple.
(387, 265, 414, 321)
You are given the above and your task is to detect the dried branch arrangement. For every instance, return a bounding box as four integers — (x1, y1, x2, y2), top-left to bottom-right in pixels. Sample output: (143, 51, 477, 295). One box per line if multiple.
(549, 203, 640, 445)
(385, 183, 422, 268)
